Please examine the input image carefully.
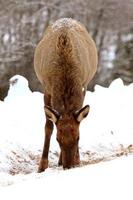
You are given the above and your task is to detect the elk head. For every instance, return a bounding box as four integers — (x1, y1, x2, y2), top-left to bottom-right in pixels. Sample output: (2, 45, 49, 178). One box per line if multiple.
(44, 105, 90, 169)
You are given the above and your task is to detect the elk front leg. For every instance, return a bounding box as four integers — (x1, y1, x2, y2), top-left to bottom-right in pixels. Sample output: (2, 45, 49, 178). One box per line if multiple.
(38, 118, 53, 172)
(38, 93, 53, 173)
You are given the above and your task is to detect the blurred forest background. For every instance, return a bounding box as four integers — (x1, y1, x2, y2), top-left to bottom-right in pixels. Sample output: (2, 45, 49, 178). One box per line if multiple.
(0, 0, 133, 100)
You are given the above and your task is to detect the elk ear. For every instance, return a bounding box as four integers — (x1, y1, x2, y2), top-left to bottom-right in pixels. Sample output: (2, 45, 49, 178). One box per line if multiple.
(75, 105, 90, 122)
(44, 106, 60, 123)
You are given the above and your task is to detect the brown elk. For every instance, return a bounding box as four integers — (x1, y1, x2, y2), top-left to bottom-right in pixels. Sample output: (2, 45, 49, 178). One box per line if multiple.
(34, 18, 98, 172)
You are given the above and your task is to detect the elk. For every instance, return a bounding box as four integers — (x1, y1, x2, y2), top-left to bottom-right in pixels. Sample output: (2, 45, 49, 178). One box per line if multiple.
(34, 18, 98, 172)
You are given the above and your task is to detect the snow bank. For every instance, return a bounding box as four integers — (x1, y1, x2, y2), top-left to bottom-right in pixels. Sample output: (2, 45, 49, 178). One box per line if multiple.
(0, 155, 133, 200)
(81, 78, 133, 150)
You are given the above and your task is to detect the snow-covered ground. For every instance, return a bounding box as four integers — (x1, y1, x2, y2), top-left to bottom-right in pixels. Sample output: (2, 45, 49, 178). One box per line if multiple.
(0, 75, 133, 199)
(1, 156, 133, 200)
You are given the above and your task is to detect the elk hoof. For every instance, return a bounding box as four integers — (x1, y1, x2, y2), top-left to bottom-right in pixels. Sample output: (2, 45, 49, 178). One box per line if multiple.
(38, 159, 48, 173)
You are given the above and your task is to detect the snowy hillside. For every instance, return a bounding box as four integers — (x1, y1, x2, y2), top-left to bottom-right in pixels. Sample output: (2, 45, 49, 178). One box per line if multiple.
(0, 75, 133, 199)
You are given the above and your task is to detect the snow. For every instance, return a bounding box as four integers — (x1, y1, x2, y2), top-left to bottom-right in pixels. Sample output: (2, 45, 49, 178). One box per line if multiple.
(4, 75, 32, 102)
(1, 156, 133, 200)
(0, 75, 133, 199)
(52, 18, 79, 31)
(3, 33, 10, 44)
(102, 44, 116, 69)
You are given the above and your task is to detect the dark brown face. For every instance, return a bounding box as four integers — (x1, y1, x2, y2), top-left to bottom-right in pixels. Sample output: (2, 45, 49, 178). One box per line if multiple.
(56, 115, 80, 169)
(44, 105, 90, 169)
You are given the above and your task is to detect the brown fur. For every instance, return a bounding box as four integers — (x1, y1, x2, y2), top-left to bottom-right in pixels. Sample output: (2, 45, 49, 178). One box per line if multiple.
(34, 18, 98, 172)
